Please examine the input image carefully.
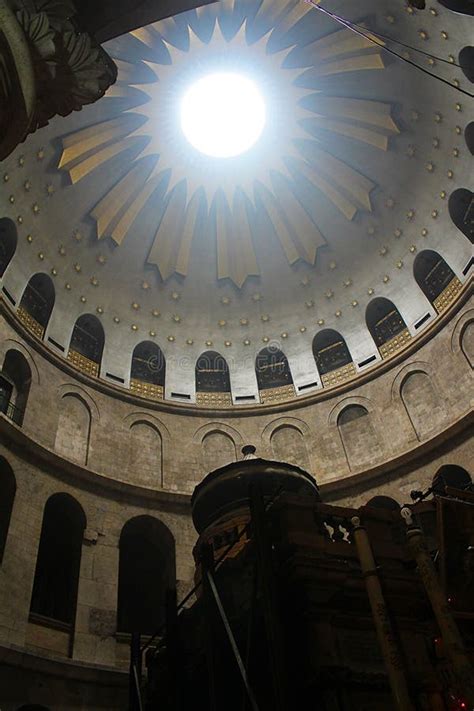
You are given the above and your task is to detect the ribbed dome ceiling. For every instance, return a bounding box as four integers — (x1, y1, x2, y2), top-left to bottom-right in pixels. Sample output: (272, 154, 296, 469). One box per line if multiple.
(0, 0, 471, 404)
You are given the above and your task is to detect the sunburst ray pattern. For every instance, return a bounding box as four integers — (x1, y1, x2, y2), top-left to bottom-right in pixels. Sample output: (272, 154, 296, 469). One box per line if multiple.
(58, 0, 399, 288)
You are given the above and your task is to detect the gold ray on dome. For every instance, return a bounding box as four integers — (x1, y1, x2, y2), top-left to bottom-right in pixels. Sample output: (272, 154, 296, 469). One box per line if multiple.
(58, 0, 399, 288)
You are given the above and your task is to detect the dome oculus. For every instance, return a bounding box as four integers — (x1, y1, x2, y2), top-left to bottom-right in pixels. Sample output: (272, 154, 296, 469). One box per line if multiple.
(180, 73, 266, 158)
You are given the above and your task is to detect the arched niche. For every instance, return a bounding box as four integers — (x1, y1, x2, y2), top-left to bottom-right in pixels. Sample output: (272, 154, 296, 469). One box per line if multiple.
(366, 496, 400, 511)
(18, 273, 55, 338)
(129, 420, 163, 487)
(255, 347, 294, 402)
(130, 341, 165, 398)
(202, 430, 236, 472)
(413, 250, 457, 311)
(68, 314, 105, 377)
(195, 350, 231, 406)
(366, 297, 409, 358)
(400, 371, 444, 441)
(337, 404, 379, 471)
(433, 465, 472, 495)
(0, 217, 17, 277)
(312, 329, 353, 387)
(449, 188, 474, 243)
(0, 349, 32, 425)
(459, 46, 474, 82)
(30, 494, 86, 629)
(54, 394, 91, 466)
(465, 122, 474, 155)
(0, 457, 16, 564)
(117, 516, 175, 634)
(461, 321, 474, 368)
(270, 425, 310, 472)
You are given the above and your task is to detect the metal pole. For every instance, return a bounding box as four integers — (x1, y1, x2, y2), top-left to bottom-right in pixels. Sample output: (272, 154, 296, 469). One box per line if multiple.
(129, 631, 143, 711)
(166, 587, 181, 711)
(401, 507, 474, 707)
(201, 544, 218, 711)
(249, 483, 287, 711)
(351, 516, 416, 711)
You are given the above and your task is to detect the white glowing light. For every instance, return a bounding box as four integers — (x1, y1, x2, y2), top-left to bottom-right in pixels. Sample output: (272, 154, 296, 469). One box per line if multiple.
(180, 73, 266, 158)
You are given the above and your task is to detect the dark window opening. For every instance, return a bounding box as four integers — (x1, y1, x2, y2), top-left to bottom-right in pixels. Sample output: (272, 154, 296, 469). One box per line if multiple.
(131, 341, 165, 386)
(117, 516, 175, 634)
(30, 494, 86, 625)
(70, 314, 105, 365)
(256, 348, 293, 391)
(0, 458, 16, 564)
(366, 298, 407, 347)
(432, 465, 472, 496)
(312, 329, 352, 375)
(466, 122, 474, 155)
(459, 46, 474, 82)
(449, 188, 474, 243)
(19, 273, 55, 331)
(338, 404, 368, 426)
(0, 218, 17, 277)
(196, 351, 230, 393)
(414, 250, 456, 304)
(0, 349, 32, 426)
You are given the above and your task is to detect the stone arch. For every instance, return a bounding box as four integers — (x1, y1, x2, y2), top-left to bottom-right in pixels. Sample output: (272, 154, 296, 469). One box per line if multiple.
(366, 495, 400, 510)
(117, 516, 175, 634)
(270, 425, 310, 471)
(336, 402, 380, 471)
(124, 412, 171, 439)
(0, 456, 16, 565)
(193, 421, 243, 446)
(0, 217, 17, 277)
(18, 273, 55, 337)
(451, 310, 474, 363)
(432, 464, 472, 495)
(128, 420, 163, 487)
(460, 321, 474, 369)
(201, 430, 237, 472)
(30, 493, 86, 626)
(0, 339, 39, 385)
(400, 370, 444, 441)
(54, 393, 92, 465)
(57, 383, 99, 421)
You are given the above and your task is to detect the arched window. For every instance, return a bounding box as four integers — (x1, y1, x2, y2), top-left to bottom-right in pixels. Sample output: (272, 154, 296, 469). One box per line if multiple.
(432, 465, 472, 496)
(68, 314, 105, 377)
(270, 425, 310, 471)
(202, 430, 236, 472)
(366, 298, 409, 358)
(0, 457, 16, 564)
(312, 329, 354, 386)
(117, 516, 175, 634)
(18, 273, 55, 338)
(130, 341, 165, 399)
(438, 0, 474, 14)
(256, 347, 294, 402)
(30, 494, 86, 626)
(413, 250, 458, 311)
(449, 188, 474, 243)
(0, 218, 17, 277)
(195, 351, 231, 405)
(465, 122, 474, 155)
(0, 349, 32, 425)
(459, 46, 474, 82)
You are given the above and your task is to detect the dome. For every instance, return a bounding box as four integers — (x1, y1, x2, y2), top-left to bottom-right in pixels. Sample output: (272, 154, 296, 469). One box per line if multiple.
(0, 1, 472, 410)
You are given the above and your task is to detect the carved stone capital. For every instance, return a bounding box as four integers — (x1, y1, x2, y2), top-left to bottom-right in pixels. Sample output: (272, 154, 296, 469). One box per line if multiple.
(0, 0, 117, 160)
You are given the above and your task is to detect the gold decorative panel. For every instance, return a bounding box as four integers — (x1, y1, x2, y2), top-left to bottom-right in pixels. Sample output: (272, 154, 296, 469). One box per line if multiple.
(17, 307, 44, 339)
(130, 378, 164, 401)
(259, 384, 296, 405)
(321, 362, 356, 388)
(433, 277, 463, 314)
(67, 349, 99, 377)
(196, 391, 233, 408)
(379, 329, 412, 360)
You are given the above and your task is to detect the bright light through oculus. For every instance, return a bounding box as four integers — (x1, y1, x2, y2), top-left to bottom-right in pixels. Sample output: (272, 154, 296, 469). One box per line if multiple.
(180, 73, 266, 158)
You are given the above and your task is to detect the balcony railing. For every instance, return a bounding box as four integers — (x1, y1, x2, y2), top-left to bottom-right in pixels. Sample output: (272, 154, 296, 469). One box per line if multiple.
(0, 396, 25, 426)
